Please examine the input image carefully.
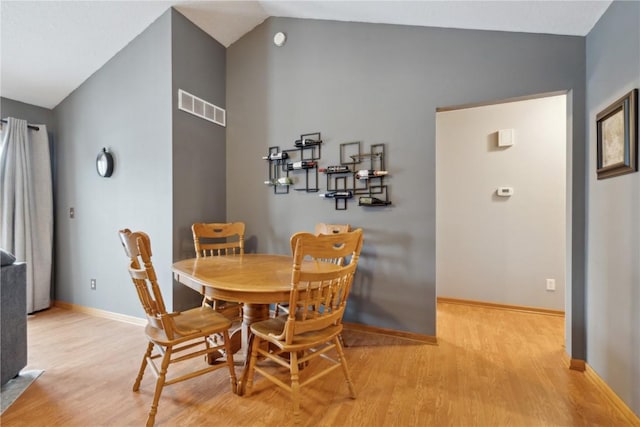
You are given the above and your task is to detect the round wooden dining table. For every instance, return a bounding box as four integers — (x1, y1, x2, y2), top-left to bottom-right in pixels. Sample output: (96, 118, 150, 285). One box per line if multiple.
(172, 254, 296, 305)
(171, 253, 338, 394)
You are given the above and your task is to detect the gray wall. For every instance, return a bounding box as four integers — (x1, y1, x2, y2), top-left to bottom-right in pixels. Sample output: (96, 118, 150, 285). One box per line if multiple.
(51, 8, 227, 316)
(586, 0, 640, 416)
(227, 18, 586, 345)
(170, 9, 227, 311)
(53, 10, 173, 316)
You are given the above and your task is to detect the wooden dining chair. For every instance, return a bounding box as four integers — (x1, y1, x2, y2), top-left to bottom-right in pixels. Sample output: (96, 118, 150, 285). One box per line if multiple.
(192, 222, 245, 321)
(314, 222, 351, 237)
(119, 229, 237, 427)
(313, 223, 353, 346)
(245, 228, 364, 423)
(314, 223, 352, 265)
(274, 223, 352, 316)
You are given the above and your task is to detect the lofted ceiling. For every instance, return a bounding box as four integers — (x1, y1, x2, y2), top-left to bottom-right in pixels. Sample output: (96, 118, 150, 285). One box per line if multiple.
(0, 0, 612, 110)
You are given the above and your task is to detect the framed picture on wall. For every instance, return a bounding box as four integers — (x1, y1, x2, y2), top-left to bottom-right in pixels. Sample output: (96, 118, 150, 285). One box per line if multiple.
(596, 88, 638, 179)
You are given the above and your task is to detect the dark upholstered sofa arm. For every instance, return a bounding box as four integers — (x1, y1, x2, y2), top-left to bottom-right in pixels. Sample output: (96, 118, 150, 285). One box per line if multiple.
(1, 261, 27, 385)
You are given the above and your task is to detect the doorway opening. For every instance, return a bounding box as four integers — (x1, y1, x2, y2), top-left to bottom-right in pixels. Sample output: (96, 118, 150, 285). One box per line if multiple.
(435, 92, 570, 342)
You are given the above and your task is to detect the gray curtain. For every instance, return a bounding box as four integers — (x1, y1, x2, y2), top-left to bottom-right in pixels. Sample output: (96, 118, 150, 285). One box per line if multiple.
(0, 117, 53, 313)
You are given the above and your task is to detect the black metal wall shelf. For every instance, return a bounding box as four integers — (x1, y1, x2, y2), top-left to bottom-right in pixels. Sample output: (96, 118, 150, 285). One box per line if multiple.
(263, 132, 322, 193)
(263, 146, 291, 194)
(320, 142, 392, 210)
(265, 134, 391, 210)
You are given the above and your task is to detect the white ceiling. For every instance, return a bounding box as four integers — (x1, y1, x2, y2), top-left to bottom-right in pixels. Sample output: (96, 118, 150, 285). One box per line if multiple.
(0, 0, 612, 110)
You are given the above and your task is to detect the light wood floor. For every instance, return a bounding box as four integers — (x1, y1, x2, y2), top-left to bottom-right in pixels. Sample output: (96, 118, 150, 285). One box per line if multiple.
(1, 302, 635, 426)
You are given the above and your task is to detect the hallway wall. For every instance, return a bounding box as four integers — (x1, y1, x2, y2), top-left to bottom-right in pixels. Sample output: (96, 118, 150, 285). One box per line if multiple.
(436, 94, 566, 310)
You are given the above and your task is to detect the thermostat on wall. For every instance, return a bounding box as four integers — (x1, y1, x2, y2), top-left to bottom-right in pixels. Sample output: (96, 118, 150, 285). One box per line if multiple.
(497, 187, 514, 197)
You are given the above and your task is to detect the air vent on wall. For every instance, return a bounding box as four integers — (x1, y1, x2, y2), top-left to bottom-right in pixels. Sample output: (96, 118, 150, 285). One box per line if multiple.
(178, 89, 226, 127)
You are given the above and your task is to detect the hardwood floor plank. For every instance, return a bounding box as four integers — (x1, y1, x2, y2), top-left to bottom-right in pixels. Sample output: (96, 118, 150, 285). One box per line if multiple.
(1, 303, 637, 426)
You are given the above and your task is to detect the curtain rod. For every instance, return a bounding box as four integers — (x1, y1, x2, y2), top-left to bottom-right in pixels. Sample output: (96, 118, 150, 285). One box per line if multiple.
(0, 118, 40, 131)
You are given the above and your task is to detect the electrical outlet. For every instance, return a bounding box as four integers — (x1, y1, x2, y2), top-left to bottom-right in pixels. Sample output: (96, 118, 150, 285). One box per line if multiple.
(69, 207, 75, 219)
(90, 279, 96, 290)
(546, 278, 556, 291)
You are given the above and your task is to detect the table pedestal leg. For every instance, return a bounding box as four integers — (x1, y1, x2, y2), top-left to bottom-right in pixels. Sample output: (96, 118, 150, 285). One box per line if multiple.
(237, 303, 270, 395)
(241, 304, 270, 353)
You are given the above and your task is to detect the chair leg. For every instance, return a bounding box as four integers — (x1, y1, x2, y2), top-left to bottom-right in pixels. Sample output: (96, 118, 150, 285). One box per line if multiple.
(334, 336, 356, 399)
(289, 351, 302, 424)
(133, 342, 154, 392)
(338, 333, 348, 348)
(146, 346, 172, 427)
(221, 330, 238, 394)
(244, 335, 261, 397)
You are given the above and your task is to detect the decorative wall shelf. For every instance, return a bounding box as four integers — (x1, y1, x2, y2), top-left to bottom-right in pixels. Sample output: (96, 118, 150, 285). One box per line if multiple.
(263, 146, 291, 194)
(320, 142, 392, 210)
(263, 132, 322, 193)
(264, 133, 392, 210)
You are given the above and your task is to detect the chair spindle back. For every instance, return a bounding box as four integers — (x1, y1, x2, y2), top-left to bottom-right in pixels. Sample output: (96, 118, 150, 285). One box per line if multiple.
(192, 222, 245, 258)
(280, 229, 363, 344)
(119, 229, 174, 339)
